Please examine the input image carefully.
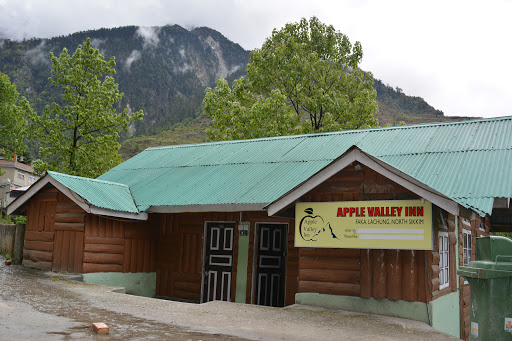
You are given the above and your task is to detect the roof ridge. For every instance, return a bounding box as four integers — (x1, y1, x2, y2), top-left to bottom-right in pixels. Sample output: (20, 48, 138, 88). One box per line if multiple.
(48, 171, 130, 188)
(144, 115, 512, 152)
(376, 146, 512, 158)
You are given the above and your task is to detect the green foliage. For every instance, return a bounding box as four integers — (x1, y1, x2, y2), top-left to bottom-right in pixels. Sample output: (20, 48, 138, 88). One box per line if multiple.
(28, 38, 143, 178)
(491, 232, 512, 240)
(0, 213, 13, 224)
(204, 78, 299, 141)
(205, 17, 378, 141)
(0, 72, 32, 159)
(13, 215, 26, 224)
(120, 116, 210, 160)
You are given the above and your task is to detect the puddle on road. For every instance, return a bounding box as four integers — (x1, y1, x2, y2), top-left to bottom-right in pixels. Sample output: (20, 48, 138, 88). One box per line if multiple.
(0, 264, 244, 340)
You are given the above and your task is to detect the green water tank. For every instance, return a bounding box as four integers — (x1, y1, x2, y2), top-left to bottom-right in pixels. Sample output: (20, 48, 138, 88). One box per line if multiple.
(458, 236, 512, 340)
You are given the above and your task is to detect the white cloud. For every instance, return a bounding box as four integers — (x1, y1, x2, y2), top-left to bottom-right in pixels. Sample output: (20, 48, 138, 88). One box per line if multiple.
(125, 50, 141, 71)
(136, 26, 160, 49)
(90, 38, 106, 49)
(25, 40, 49, 65)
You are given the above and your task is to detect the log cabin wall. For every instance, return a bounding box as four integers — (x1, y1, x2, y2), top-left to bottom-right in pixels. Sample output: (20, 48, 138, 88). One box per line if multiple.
(23, 185, 159, 274)
(297, 164, 436, 302)
(24, 187, 86, 273)
(83, 214, 159, 274)
(156, 213, 209, 302)
(459, 215, 489, 341)
(155, 212, 297, 306)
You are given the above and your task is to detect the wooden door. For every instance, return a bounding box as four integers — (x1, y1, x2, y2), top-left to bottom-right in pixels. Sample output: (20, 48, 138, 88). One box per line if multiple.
(52, 230, 84, 273)
(255, 223, 287, 307)
(202, 222, 235, 302)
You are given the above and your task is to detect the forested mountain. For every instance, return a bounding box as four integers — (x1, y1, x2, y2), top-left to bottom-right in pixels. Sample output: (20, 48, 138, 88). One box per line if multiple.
(0, 25, 248, 137)
(0, 25, 458, 158)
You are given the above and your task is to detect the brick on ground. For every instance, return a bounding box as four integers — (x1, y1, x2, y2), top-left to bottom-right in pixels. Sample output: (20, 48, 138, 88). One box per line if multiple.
(92, 322, 109, 334)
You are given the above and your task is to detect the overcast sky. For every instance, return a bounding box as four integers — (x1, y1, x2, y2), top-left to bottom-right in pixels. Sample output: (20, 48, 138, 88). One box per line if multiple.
(1, 0, 511, 118)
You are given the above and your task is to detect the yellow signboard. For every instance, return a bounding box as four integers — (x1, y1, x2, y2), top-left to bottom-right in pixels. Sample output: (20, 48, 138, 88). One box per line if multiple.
(295, 200, 432, 250)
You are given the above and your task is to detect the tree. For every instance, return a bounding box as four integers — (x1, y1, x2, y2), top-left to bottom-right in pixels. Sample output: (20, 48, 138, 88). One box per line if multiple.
(28, 38, 143, 178)
(203, 77, 298, 141)
(0, 72, 31, 160)
(204, 16, 378, 141)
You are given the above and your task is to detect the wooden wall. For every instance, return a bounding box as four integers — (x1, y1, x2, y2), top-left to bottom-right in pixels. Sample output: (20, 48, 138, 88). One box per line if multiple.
(156, 213, 208, 302)
(23, 187, 85, 272)
(296, 164, 438, 302)
(83, 214, 158, 274)
(23, 185, 159, 274)
(155, 212, 298, 306)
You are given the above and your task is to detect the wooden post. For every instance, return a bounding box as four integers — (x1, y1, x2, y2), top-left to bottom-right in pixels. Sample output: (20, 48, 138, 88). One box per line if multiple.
(13, 223, 25, 265)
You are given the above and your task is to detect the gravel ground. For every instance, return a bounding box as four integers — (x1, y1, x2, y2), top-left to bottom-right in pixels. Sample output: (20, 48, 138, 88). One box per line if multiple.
(0, 256, 457, 340)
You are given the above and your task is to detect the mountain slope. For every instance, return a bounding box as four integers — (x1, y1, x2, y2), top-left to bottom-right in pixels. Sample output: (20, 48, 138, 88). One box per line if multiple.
(0, 25, 461, 160)
(0, 25, 249, 137)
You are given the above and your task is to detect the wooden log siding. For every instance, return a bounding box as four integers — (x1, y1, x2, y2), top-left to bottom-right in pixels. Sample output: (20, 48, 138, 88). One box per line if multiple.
(156, 213, 206, 302)
(299, 248, 361, 296)
(83, 215, 158, 274)
(23, 188, 58, 270)
(296, 164, 436, 302)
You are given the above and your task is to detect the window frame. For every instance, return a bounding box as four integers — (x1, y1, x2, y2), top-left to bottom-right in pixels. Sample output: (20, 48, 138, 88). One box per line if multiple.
(462, 229, 472, 284)
(438, 231, 450, 290)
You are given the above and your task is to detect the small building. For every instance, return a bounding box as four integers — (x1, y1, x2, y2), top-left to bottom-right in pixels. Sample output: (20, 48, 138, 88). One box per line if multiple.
(0, 158, 40, 210)
(8, 116, 512, 340)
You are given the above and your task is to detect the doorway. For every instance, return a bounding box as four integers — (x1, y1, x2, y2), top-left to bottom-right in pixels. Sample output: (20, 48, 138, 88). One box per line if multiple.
(254, 223, 287, 307)
(202, 222, 235, 302)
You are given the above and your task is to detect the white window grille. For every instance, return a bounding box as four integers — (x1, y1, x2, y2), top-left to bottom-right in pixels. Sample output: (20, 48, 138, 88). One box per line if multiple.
(17, 171, 24, 181)
(438, 231, 449, 290)
(463, 229, 472, 267)
(463, 229, 472, 284)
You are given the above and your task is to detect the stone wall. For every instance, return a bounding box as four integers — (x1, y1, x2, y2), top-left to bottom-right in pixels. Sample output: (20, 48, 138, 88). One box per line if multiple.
(0, 223, 25, 264)
(0, 224, 16, 257)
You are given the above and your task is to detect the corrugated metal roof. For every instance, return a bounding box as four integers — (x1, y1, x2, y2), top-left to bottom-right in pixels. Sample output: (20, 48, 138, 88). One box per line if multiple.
(48, 171, 139, 213)
(92, 116, 512, 216)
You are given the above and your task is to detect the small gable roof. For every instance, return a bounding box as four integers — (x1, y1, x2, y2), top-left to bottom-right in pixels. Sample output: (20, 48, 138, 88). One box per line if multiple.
(8, 171, 146, 220)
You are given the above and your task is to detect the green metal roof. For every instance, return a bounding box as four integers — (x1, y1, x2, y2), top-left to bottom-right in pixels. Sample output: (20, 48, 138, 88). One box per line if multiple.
(48, 171, 139, 213)
(93, 115, 512, 216)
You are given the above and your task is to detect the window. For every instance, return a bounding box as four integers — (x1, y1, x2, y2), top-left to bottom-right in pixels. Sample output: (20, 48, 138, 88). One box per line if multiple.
(463, 229, 472, 285)
(463, 229, 472, 266)
(479, 219, 486, 232)
(439, 231, 449, 289)
(28, 175, 36, 183)
(17, 171, 24, 181)
(438, 210, 448, 230)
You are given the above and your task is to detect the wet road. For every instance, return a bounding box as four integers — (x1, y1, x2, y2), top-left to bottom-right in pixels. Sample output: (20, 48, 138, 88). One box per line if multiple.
(0, 257, 457, 340)
(0, 262, 241, 340)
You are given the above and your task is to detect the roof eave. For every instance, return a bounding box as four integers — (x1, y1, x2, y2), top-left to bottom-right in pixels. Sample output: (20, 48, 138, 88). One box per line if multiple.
(266, 146, 459, 217)
(146, 203, 267, 214)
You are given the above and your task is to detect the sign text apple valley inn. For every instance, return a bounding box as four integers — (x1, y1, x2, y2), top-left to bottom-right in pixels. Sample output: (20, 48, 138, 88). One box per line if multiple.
(295, 200, 433, 250)
(337, 205, 426, 226)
